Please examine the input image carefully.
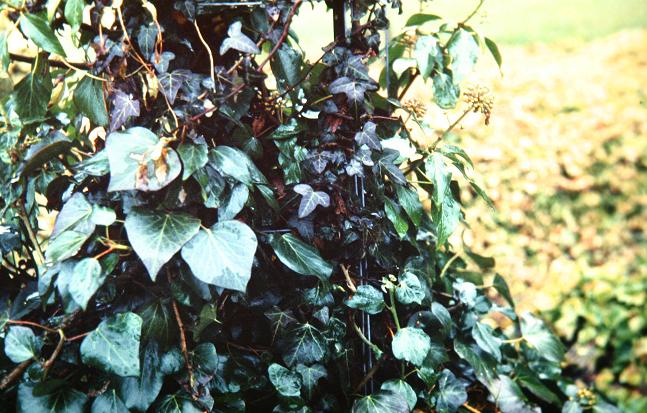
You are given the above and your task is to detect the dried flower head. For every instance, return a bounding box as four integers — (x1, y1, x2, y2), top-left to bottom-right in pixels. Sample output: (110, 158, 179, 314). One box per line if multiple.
(464, 85, 494, 125)
(403, 98, 427, 118)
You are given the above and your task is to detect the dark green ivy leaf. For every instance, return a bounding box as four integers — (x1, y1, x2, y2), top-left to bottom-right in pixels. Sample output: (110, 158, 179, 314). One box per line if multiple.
(124, 208, 200, 281)
(14, 55, 52, 123)
(487, 375, 537, 413)
(433, 369, 467, 413)
(392, 327, 431, 367)
(380, 379, 417, 411)
(351, 390, 409, 413)
(110, 90, 140, 131)
(493, 274, 515, 308)
(283, 323, 327, 367)
(18, 383, 88, 413)
(384, 197, 409, 239)
(395, 272, 425, 305)
(156, 393, 203, 413)
(395, 185, 424, 226)
(472, 322, 502, 362)
(268, 363, 302, 398)
(20, 14, 65, 56)
(74, 77, 108, 126)
(177, 142, 208, 180)
(295, 364, 326, 400)
(270, 233, 333, 280)
(344, 284, 385, 315)
(447, 28, 479, 83)
(329, 76, 377, 103)
(91, 390, 129, 413)
(80, 312, 143, 377)
(64, 0, 85, 30)
(181, 220, 257, 292)
(4, 325, 42, 362)
(119, 341, 164, 411)
(68, 257, 105, 310)
(433, 72, 459, 110)
(520, 313, 565, 364)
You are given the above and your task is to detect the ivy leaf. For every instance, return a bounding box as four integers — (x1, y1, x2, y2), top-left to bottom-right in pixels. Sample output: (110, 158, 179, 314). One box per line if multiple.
(125, 209, 200, 281)
(139, 299, 176, 346)
(105, 127, 182, 192)
(270, 233, 333, 280)
(45, 230, 89, 263)
(487, 375, 537, 413)
(156, 393, 203, 413)
(218, 183, 249, 220)
(283, 323, 327, 367)
(351, 390, 409, 413)
(294, 184, 330, 218)
(395, 185, 423, 226)
(64, 0, 85, 30)
(14, 56, 52, 123)
(177, 142, 208, 180)
(68, 257, 105, 310)
(493, 274, 515, 308)
(433, 72, 459, 110)
(472, 322, 502, 362)
(51, 192, 95, 238)
(414, 35, 441, 79)
(219, 21, 260, 55)
(137, 25, 158, 59)
(562, 401, 582, 413)
(74, 76, 108, 126)
(453, 339, 497, 384)
(90, 205, 116, 226)
(396, 272, 425, 305)
(4, 326, 42, 362)
(20, 14, 65, 56)
(210, 146, 254, 185)
(271, 44, 302, 93)
(392, 327, 431, 367)
(426, 153, 460, 245)
(329, 76, 377, 103)
(344, 285, 385, 315)
(80, 312, 142, 377)
(158, 69, 192, 104)
(520, 313, 565, 363)
(516, 366, 561, 405)
(119, 342, 164, 411)
(376, 151, 406, 185)
(354, 121, 381, 150)
(110, 90, 140, 131)
(181, 220, 257, 292)
(433, 369, 468, 413)
(91, 390, 128, 413)
(17, 383, 88, 413)
(384, 197, 409, 239)
(380, 380, 417, 411)
(484, 37, 503, 70)
(295, 364, 326, 400)
(448, 28, 479, 83)
(405, 13, 441, 26)
(268, 363, 302, 397)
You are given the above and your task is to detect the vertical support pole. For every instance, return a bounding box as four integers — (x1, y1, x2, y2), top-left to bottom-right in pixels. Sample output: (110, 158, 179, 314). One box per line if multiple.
(332, 0, 374, 394)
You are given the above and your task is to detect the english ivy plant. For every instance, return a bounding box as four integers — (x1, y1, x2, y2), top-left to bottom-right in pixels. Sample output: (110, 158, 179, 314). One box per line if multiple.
(0, 0, 617, 412)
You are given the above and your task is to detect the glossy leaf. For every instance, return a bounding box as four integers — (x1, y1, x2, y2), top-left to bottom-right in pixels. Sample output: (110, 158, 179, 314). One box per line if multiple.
(80, 312, 142, 377)
(396, 272, 425, 305)
(74, 76, 108, 126)
(181, 220, 257, 292)
(14, 57, 52, 122)
(296, 364, 326, 400)
(17, 383, 88, 413)
(20, 14, 65, 56)
(4, 326, 42, 363)
(395, 185, 424, 226)
(110, 90, 140, 131)
(344, 285, 385, 315)
(91, 390, 129, 413)
(392, 327, 431, 367)
(283, 323, 327, 367)
(351, 390, 409, 413)
(119, 342, 164, 411)
(472, 322, 502, 362)
(64, 0, 85, 30)
(219, 21, 260, 55)
(521, 313, 565, 363)
(270, 233, 333, 279)
(125, 209, 200, 281)
(68, 257, 105, 310)
(380, 379, 417, 411)
(294, 184, 330, 218)
(106, 127, 182, 192)
(433, 369, 467, 413)
(177, 142, 208, 180)
(447, 28, 479, 83)
(268, 363, 302, 397)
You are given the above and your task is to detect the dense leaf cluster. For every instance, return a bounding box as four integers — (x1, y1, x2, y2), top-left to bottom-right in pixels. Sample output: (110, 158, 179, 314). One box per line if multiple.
(0, 0, 618, 412)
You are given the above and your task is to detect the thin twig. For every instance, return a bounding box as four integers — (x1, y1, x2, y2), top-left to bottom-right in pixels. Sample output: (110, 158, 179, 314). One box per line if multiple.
(462, 402, 483, 413)
(194, 20, 216, 90)
(256, 0, 303, 72)
(9, 53, 90, 69)
(397, 70, 419, 101)
(352, 356, 384, 394)
(6, 319, 57, 333)
(171, 297, 195, 388)
(17, 200, 45, 265)
(461, 0, 485, 25)
(42, 329, 65, 379)
(439, 253, 461, 279)
(0, 359, 33, 390)
(340, 264, 357, 292)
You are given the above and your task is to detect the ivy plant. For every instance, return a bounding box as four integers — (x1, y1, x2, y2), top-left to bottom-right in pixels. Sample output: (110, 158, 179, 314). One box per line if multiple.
(0, 0, 618, 412)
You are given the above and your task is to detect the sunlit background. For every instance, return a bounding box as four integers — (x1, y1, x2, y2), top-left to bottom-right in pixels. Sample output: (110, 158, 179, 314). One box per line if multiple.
(297, 0, 647, 410)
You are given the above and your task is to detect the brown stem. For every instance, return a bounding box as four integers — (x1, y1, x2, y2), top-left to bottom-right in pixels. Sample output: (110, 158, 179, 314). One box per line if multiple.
(42, 330, 65, 379)
(397, 70, 419, 101)
(340, 264, 357, 293)
(7, 319, 57, 333)
(0, 359, 33, 390)
(17, 200, 45, 265)
(9, 53, 90, 69)
(256, 0, 303, 72)
(171, 297, 194, 389)
(352, 356, 383, 394)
